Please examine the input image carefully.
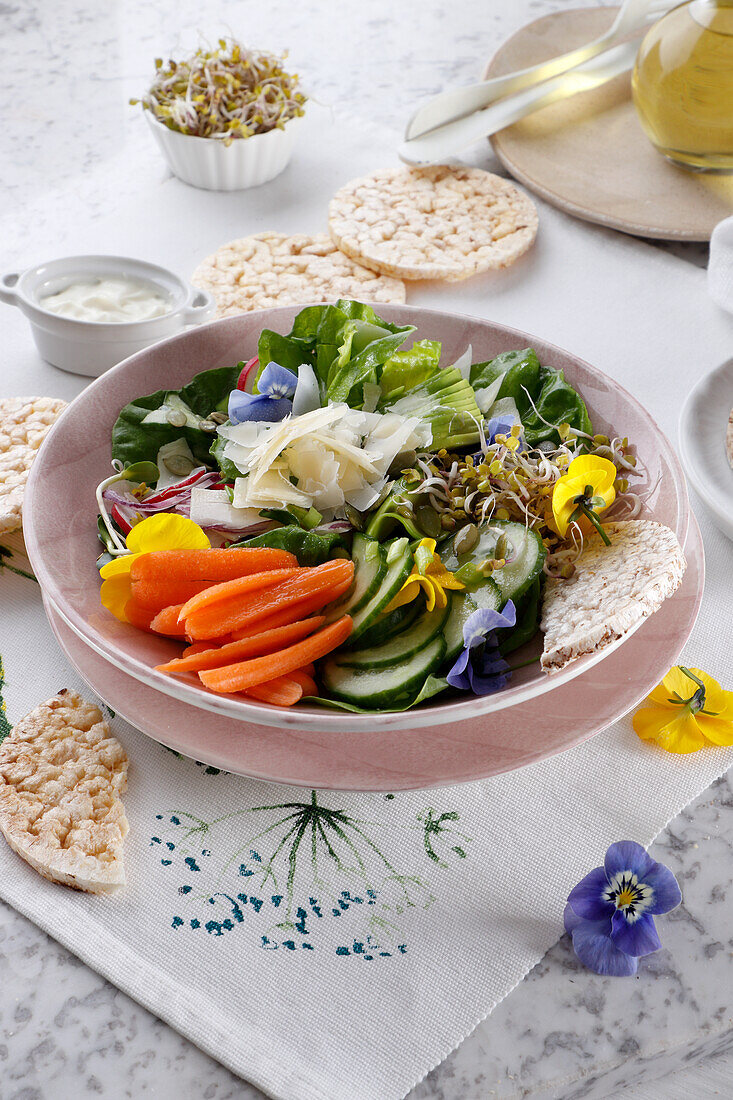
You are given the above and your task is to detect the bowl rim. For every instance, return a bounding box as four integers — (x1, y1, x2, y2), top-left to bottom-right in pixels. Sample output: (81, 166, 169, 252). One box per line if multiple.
(144, 108, 306, 143)
(678, 355, 733, 541)
(12, 253, 191, 330)
(43, 510, 704, 789)
(24, 302, 690, 732)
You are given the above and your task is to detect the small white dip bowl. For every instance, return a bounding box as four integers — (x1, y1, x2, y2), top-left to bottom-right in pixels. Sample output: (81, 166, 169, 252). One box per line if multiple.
(0, 254, 216, 377)
(145, 111, 305, 191)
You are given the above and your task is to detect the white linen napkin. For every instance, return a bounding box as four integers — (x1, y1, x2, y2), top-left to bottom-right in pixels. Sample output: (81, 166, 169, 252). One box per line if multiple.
(709, 215, 733, 312)
(1, 110, 733, 1100)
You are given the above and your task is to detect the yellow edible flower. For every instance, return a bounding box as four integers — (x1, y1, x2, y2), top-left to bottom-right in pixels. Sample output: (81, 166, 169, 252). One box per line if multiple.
(384, 538, 464, 614)
(633, 666, 733, 754)
(99, 514, 210, 623)
(552, 455, 617, 543)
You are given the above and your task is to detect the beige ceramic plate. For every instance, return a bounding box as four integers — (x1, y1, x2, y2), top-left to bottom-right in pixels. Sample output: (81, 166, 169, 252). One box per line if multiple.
(485, 7, 733, 241)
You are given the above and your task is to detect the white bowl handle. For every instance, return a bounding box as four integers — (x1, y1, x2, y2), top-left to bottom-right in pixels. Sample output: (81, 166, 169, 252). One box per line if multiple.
(0, 272, 20, 306)
(181, 285, 216, 325)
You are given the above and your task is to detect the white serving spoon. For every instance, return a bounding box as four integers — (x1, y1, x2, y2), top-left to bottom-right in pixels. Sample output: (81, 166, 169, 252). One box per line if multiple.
(404, 0, 672, 142)
(399, 38, 640, 166)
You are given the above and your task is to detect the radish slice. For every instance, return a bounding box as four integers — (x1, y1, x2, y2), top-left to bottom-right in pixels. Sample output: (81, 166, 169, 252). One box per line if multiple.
(237, 356, 259, 392)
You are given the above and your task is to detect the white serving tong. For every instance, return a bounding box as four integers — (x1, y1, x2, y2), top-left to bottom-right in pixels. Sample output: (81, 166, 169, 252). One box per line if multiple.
(400, 0, 673, 165)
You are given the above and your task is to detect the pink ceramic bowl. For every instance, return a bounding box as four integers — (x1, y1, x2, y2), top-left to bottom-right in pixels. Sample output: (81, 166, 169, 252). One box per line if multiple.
(24, 305, 690, 736)
(43, 513, 704, 789)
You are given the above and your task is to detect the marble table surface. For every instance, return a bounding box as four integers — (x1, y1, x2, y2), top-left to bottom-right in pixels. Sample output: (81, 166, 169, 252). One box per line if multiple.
(2, 0, 731, 1097)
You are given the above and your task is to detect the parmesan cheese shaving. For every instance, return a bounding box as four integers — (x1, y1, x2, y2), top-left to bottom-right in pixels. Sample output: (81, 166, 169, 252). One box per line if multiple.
(220, 403, 429, 514)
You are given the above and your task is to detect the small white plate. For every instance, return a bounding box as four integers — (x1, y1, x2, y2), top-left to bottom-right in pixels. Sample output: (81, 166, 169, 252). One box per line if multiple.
(679, 357, 733, 541)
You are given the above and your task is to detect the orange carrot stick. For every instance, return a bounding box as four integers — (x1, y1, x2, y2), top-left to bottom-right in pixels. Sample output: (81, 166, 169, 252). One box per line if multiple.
(131, 578, 215, 613)
(178, 567, 301, 622)
(131, 547, 298, 585)
(289, 669, 318, 697)
(124, 600, 155, 632)
(195, 575, 354, 649)
(199, 616, 353, 694)
(298, 662, 316, 676)
(149, 603, 188, 637)
(244, 677, 303, 707)
(156, 617, 325, 674)
(181, 642, 212, 657)
(186, 560, 354, 641)
(227, 575, 353, 640)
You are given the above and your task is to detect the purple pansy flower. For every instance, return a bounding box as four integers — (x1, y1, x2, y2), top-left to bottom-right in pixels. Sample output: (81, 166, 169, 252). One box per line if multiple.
(565, 840, 682, 976)
(446, 601, 516, 696)
(228, 362, 298, 424)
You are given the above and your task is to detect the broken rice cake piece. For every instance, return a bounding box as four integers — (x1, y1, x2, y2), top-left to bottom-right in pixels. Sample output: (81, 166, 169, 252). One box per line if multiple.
(0, 688, 128, 893)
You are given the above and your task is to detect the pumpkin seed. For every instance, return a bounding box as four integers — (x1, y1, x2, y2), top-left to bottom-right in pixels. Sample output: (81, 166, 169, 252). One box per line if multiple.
(452, 523, 478, 555)
(343, 504, 364, 531)
(414, 501, 441, 539)
(165, 454, 196, 476)
(388, 449, 417, 478)
(166, 409, 187, 428)
(373, 483, 393, 509)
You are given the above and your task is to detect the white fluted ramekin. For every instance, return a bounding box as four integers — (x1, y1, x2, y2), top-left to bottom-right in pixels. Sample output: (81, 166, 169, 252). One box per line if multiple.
(145, 112, 305, 191)
(0, 255, 216, 377)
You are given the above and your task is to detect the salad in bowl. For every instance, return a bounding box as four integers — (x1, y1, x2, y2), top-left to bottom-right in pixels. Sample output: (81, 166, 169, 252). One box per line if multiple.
(93, 299, 685, 713)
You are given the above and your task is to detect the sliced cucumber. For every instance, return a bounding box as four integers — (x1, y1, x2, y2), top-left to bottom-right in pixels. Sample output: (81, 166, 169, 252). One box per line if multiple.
(490, 523, 545, 603)
(443, 520, 545, 604)
(498, 576, 541, 656)
(442, 580, 503, 665)
(322, 635, 446, 708)
(346, 599, 419, 651)
(348, 538, 413, 640)
(340, 603, 449, 669)
(325, 534, 385, 621)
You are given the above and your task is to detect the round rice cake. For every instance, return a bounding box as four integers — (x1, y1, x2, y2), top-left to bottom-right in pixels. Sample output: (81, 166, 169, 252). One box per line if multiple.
(0, 396, 67, 536)
(328, 166, 538, 282)
(192, 232, 406, 316)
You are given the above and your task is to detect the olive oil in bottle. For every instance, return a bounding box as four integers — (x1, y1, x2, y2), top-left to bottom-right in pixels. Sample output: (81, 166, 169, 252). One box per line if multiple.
(632, 0, 733, 171)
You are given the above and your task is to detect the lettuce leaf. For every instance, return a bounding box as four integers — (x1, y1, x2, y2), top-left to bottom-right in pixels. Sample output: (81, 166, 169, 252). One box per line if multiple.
(256, 302, 415, 406)
(256, 329, 313, 384)
(379, 340, 442, 403)
(111, 364, 240, 468)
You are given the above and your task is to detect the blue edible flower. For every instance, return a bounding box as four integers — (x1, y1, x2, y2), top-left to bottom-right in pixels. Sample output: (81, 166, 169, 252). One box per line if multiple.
(446, 601, 516, 695)
(485, 414, 517, 442)
(564, 840, 682, 976)
(228, 362, 298, 424)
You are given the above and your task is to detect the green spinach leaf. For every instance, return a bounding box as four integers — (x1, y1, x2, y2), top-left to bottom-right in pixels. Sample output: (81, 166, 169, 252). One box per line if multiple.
(233, 525, 348, 567)
(470, 348, 592, 446)
(111, 365, 240, 468)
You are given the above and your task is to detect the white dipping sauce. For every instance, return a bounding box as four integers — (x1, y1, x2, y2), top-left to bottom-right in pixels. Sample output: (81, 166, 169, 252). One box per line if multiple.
(40, 276, 172, 322)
